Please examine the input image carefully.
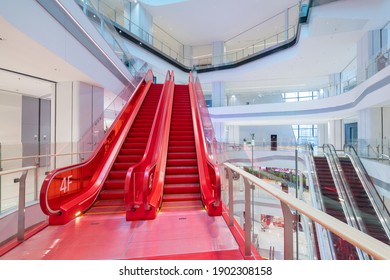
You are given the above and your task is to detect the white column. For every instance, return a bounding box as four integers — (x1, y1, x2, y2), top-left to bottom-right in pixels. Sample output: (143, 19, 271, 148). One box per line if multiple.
(226, 125, 240, 145)
(328, 73, 341, 96)
(357, 29, 381, 81)
(124, 1, 131, 31)
(0, 91, 22, 170)
(130, 2, 153, 43)
(358, 107, 387, 150)
(317, 123, 328, 147)
(184, 45, 193, 67)
(285, 7, 289, 41)
(328, 120, 344, 150)
(212, 41, 225, 65)
(212, 81, 226, 107)
(213, 121, 226, 143)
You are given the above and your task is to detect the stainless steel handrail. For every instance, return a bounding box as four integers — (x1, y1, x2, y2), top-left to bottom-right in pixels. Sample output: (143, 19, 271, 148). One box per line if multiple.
(224, 162, 390, 260)
(0, 151, 93, 163)
(0, 165, 39, 241)
(0, 166, 37, 177)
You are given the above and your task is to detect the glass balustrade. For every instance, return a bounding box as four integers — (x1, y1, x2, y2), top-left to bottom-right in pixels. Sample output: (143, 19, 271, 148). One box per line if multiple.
(74, 0, 305, 70)
(221, 143, 390, 259)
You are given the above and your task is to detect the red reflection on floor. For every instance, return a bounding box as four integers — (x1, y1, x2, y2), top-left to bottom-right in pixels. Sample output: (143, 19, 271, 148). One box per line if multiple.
(0, 209, 243, 260)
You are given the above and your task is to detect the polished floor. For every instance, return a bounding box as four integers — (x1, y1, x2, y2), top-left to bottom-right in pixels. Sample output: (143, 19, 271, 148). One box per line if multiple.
(0, 208, 243, 260)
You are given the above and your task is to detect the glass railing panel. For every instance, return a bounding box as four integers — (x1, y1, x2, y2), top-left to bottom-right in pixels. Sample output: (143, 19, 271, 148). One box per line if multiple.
(288, 4, 300, 27)
(191, 73, 219, 158)
(354, 138, 390, 161)
(224, 4, 298, 55)
(151, 23, 184, 58)
(366, 48, 390, 79)
(218, 141, 335, 259)
(75, 0, 149, 82)
(85, 0, 302, 69)
(223, 162, 390, 259)
(0, 141, 92, 215)
(95, 0, 116, 22)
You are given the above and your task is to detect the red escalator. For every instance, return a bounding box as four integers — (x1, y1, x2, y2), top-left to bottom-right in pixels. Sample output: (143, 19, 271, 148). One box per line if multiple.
(125, 78, 222, 220)
(339, 157, 390, 245)
(40, 70, 167, 225)
(162, 85, 203, 211)
(87, 84, 163, 215)
(313, 156, 359, 259)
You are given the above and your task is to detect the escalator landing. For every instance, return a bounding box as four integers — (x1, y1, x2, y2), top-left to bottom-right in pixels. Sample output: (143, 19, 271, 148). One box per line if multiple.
(1, 210, 242, 260)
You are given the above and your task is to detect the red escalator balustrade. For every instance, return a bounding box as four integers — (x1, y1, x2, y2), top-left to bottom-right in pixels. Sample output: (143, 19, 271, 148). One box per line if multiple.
(40, 71, 158, 225)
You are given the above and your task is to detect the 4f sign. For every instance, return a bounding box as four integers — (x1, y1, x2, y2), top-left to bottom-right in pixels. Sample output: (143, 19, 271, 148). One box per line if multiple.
(60, 175, 73, 193)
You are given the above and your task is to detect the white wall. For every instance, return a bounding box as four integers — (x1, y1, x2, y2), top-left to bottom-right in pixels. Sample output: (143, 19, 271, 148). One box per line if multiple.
(358, 106, 390, 146)
(0, 91, 23, 212)
(54, 81, 104, 166)
(208, 65, 390, 128)
(0, 0, 129, 95)
(0, 91, 22, 170)
(240, 125, 295, 146)
(0, 91, 22, 147)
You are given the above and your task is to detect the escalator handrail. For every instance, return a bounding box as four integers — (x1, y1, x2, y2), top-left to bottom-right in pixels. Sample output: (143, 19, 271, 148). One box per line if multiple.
(304, 144, 336, 259)
(323, 144, 369, 259)
(146, 73, 175, 209)
(188, 72, 221, 209)
(324, 144, 367, 231)
(124, 70, 175, 212)
(344, 144, 390, 240)
(40, 70, 154, 217)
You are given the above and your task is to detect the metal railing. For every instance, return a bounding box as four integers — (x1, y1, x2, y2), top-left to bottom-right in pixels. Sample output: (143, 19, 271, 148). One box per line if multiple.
(0, 166, 38, 241)
(223, 162, 390, 260)
(75, 0, 306, 71)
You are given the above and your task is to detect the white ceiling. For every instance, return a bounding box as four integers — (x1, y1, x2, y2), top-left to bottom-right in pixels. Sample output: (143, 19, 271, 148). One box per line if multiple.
(139, 0, 299, 45)
(197, 0, 390, 89)
(0, 17, 96, 98)
(0, 0, 389, 109)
